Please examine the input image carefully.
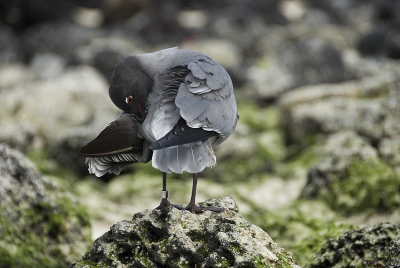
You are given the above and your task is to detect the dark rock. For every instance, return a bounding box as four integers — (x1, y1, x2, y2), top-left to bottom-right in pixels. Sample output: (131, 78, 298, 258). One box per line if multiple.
(17, 21, 100, 63)
(251, 36, 353, 100)
(0, 22, 17, 63)
(357, 27, 388, 57)
(101, 0, 145, 24)
(304, 0, 368, 25)
(300, 131, 400, 215)
(308, 223, 400, 268)
(278, 70, 400, 146)
(0, 64, 119, 175)
(72, 197, 299, 268)
(0, 0, 73, 31)
(0, 0, 104, 31)
(0, 144, 92, 267)
(300, 131, 378, 199)
(386, 29, 400, 59)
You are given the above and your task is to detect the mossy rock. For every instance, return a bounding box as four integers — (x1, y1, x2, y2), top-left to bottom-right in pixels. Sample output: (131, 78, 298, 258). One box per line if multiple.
(0, 144, 92, 268)
(72, 198, 298, 268)
(245, 200, 354, 267)
(237, 102, 281, 132)
(322, 159, 400, 215)
(308, 223, 400, 268)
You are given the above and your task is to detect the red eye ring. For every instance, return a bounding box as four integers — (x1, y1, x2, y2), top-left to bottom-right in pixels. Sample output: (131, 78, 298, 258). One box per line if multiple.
(125, 96, 134, 104)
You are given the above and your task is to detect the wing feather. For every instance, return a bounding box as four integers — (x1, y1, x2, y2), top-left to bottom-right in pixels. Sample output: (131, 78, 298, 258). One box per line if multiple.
(79, 113, 152, 177)
(176, 58, 237, 142)
(144, 56, 237, 151)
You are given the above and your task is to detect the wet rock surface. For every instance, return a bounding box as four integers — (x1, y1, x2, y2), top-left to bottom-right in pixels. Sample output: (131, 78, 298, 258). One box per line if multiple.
(72, 197, 298, 268)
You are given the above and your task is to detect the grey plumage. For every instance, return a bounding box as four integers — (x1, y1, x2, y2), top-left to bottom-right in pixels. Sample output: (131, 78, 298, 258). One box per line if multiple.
(141, 49, 237, 174)
(80, 47, 237, 187)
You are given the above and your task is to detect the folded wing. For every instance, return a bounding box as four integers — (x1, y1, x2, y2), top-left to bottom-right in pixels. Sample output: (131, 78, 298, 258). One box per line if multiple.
(150, 57, 237, 150)
(79, 114, 152, 177)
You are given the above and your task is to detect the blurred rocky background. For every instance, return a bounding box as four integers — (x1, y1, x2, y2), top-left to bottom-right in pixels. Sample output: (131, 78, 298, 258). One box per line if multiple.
(0, 0, 400, 267)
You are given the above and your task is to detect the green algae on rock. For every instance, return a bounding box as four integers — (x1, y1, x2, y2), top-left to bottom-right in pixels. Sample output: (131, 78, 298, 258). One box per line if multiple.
(308, 223, 400, 268)
(301, 131, 400, 215)
(0, 144, 92, 268)
(71, 197, 299, 268)
(246, 200, 354, 267)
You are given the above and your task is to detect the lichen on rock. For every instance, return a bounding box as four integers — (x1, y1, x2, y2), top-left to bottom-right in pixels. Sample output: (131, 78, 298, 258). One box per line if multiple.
(72, 197, 298, 268)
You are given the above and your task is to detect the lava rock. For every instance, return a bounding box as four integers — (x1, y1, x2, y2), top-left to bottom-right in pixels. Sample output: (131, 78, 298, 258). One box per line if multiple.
(71, 197, 298, 268)
(251, 36, 352, 100)
(308, 223, 400, 268)
(17, 21, 100, 63)
(301, 131, 400, 215)
(0, 22, 17, 63)
(278, 70, 400, 146)
(0, 64, 119, 173)
(0, 144, 92, 268)
(300, 130, 378, 199)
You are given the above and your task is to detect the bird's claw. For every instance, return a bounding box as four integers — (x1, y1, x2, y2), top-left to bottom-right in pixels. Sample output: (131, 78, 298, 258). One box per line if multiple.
(155, 198, 172, 210)
(155, 199, 223, 214)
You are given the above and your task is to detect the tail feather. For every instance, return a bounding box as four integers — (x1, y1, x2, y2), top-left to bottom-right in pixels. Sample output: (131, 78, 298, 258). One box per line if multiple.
(152, 140, 216, 174)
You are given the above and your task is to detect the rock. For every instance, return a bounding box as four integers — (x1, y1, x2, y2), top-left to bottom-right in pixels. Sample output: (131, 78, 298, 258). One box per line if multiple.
(17, 21, 100, 63)
(250, 36, 353, 100)
(30, 53, 67, 79)
(301, 130, 378, 199)
(0, 144, 92, 267)
(355, 0, 400, 59)
(248, 199, 354, 267)
(378, 137, 400, 173)
(0, 1, 73, 31)
(301, 131, 400, 215)
(0, 123, 44, 152)
(0, 64, 119, 173)
(101, 0, 145, 24)
(278, 69, 400, 146)
(305, 0, 373, 26)
(0, 62, 34, 90)
(71, 197, 298, 268)
(0, 22, 17, 63)
(308, 223, 400, 268)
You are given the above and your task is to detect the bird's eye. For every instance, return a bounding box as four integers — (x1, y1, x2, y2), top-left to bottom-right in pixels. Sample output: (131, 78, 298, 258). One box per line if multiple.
(125, 96, 134, 104)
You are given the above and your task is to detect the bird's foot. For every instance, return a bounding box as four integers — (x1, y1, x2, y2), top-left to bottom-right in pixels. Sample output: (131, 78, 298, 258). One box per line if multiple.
(155, 198, 186, 211)
(155, 198, 172, 210)
(155, 199, 223, 214)
(184, 203, 224, 214)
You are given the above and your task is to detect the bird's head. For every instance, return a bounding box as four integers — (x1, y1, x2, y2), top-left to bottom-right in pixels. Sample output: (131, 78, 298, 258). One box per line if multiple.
(109, 56, 152, 122)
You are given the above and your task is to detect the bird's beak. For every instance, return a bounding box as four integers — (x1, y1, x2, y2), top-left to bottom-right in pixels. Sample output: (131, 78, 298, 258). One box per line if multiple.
(140, 109, 148, 122)
(137, 101, 147, 122)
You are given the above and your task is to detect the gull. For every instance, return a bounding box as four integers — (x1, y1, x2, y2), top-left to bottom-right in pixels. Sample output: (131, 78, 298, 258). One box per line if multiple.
(79, 48, 238, 213)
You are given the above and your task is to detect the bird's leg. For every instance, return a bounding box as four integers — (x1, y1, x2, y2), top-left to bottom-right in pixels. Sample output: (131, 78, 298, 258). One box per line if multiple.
(155, 172, 172, 209)
(185, 173, 199, 213)
(185, 173, 224, 214)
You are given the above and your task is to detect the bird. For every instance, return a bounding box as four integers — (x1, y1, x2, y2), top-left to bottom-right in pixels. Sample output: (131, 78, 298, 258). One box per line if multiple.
(79, 47, 238, 213)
